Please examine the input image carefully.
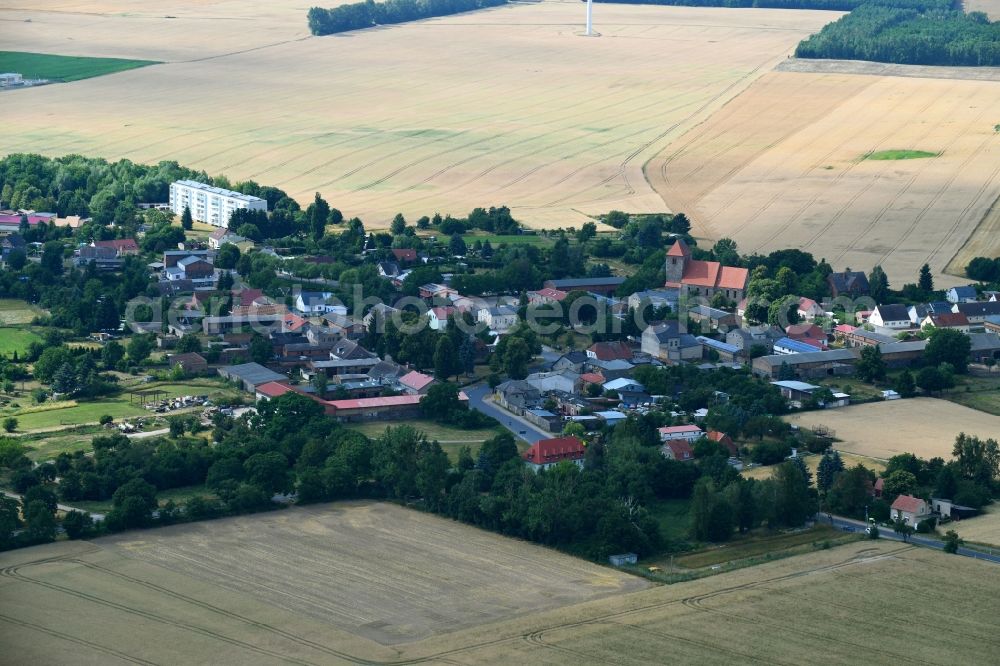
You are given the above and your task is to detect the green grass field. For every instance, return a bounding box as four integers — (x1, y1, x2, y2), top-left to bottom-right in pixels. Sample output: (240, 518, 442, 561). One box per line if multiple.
(346, 419, 505, 461)
(863, 149, 939, 161)
(0, 51, 158, 82)
(0, 299, 43, 325)
(939, 373, 1000, 417)
(2, 379, 237, 433)
(70, 484, 216, 513)
(0, 328, 42, 358)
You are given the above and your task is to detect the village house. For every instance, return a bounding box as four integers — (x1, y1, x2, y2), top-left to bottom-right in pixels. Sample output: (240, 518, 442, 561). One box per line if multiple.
(419, 283, 458, 300)
(427, 306, 455, 331)
(784, 323, 828, 349)
(551, 350, 589, 373)
(494, 380, 542, 413)
(525, 370, 580, 395)
(827, 270, 870, 298)
(377, 261, 401, 279)
(527, 287, 568, 306)
(946, 285, 978, 304)
(907, 302, 953, 324)
(659, 424, 704, 443)
(843, 328, 897, 348)
(391, 248, 417, 264)
(642, 321, 701, 363)
(207, 228, 253, 252)
(688, 304, 739, 331)
(587, 340, 633, 362)
(664, 239, 748, 303)
(773, 337, 824, 355)
(796, 297, 826, 322)
(295, 291, 344, 316)
(707, 430, 739, 457)
(696, 336, 741, 362)
(869, 304, 913, 333)
(398, 370, 435, 395)
(522, 436, 586, 472)
(725, 325, 784, 357)
(921, 312, 971, 333)
(168, 352, 208, 375)
(955, 301, 1000, 325)
(627, 288, 679, 313)
(890, 494, 931, 526)
(478, 305, 518, 333)
(661, 439, 694, 462)
(603, 377, 645, 395)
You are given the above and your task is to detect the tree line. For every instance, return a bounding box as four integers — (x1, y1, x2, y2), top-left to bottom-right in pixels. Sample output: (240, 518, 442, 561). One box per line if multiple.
(795, 4, 1000, 67)
(308, 0, 507, 36)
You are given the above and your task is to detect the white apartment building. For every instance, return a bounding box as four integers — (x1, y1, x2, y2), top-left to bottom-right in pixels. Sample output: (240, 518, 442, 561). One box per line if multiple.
(169, 180, 267, 228)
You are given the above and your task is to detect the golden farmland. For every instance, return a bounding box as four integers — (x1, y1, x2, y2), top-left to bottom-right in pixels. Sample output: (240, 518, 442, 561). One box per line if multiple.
(0, 1, 834, 229)
(649, 69, 1000, 283)
(785, 397, 1000, 460)
(2, 505, 999, 664)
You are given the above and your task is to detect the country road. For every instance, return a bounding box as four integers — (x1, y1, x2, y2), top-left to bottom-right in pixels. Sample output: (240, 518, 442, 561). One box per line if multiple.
(2, 490, 106, 521)
(822, 513, 1000, 564)
(464, 383, 550, 445)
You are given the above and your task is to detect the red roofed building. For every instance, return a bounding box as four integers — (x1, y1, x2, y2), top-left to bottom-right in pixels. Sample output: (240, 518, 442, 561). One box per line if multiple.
(392, 248, 417, 263)
(324, 391, 468, 422)
(587, 340, 632, 362)
(922, 312, 970, 333)
(890, 494, 930, 525)
(785, 323, 828, 350)
(707, 430, 738, 457)
(579, 372, 605, 386)
(399, 370, 435, 395)
(523, 436, 586, 472)
(662, 439, 694, 462)
(93, 238, 139, 256)
(665, 239, 748, 302)
(658, 424, 704, 443)
(527, 288, 568, 305)
(255, 381, 295, 400)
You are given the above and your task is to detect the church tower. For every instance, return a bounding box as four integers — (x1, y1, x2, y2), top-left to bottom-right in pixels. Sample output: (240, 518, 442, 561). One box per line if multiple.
(664, 238, 690, 285)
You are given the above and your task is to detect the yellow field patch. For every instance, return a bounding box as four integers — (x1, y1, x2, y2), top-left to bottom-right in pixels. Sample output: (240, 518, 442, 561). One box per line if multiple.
(784, 397, 1000, 460)
(0, 2, 834, 229)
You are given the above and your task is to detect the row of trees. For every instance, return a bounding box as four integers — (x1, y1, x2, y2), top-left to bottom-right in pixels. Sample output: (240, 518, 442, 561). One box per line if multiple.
(308, 0, 507, 35)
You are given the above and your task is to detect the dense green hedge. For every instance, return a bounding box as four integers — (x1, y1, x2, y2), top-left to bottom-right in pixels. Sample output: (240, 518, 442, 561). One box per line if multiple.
(308, 0, 507, 35)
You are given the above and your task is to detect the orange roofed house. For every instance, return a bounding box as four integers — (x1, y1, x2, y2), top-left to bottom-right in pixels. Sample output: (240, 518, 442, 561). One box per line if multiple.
(523, 436, 586, 472)
(665, 239, 748, 303)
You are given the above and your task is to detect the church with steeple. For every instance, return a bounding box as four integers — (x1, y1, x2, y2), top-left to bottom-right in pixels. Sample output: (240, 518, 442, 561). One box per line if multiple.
(665, 238, 749, 302)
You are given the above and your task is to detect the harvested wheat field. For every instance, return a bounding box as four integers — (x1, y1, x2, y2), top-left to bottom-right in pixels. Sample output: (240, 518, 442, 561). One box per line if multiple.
(3, 523, 999, 665)
(785, 397, 1000, 460)
(0, 1, 835, 228)
(951, 504, 1000, 547)
(649, 69, 1000, 283)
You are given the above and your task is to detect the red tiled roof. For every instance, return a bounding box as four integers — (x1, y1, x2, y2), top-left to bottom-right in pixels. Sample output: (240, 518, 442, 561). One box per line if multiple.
(667, 239, 692, 258)
(93, 238, 138, 253)
(325, 391, 468, 411)
(891, 494, 926, 514)
(676, 258, 748, 292)
(579, 372, 605, 385)
(664, 440, 694, 460)
(786, 323, 825, 340)
(399, 370, 434, 391)
(430, 306, 455, 320)
(283, 313, 308, 331)
(234, 288, 265, 306)
(588, 340, 632, 361)
(716, 265, 749, 291)
(256, 381, 294, 398)
(523, 436, 586, 465)
(531, 288, 568, 302)
(834, 324, 857, 334)
(798, 297, 821, 311)
(392, 248, 417, 262)
(929, 312, 969, 327)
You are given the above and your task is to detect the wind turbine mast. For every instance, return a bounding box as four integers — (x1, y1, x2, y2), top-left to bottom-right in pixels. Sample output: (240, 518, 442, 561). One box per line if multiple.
(585, 0, 593, 36)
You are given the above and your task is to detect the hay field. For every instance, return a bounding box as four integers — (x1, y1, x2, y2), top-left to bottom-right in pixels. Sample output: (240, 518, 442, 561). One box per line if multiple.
(951, 504, 1000, 547)
(0, 1, 835, 229)
(648, 70, 1000, 283)
(101, 502, 646, 646)
(4, 532, 999, 665)
(784, 397, 1000, 460)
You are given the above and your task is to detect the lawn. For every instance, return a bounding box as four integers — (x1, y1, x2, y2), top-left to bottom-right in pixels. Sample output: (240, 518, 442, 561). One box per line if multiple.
(2, 379, 237, 433)
(346, 419, 505, 461)
(862, 149, 939, 160)
(17, 425, 105, 462)
(0, 299, 43, 325)
(0, 51, 158, 82)
(939, 373, 1000, 417)
(671, 525, 842, 569)
(0, 327, 42, 358)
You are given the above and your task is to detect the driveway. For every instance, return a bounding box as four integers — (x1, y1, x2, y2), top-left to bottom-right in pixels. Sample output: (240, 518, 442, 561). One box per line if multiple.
(464, 383, 550, 445)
